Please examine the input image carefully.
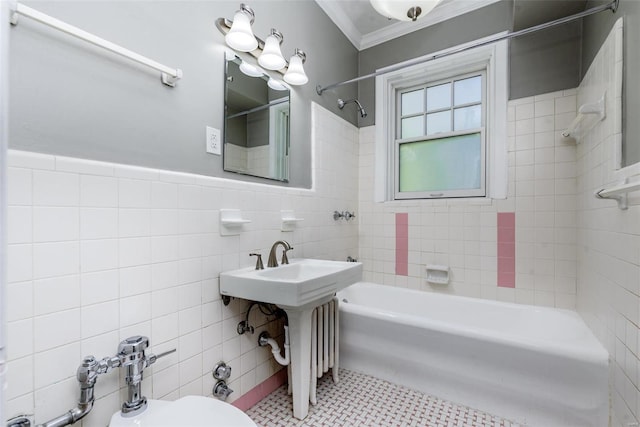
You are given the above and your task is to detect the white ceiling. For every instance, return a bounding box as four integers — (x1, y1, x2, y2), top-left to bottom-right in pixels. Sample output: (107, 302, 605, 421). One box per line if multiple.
(315, 0, 502, 51)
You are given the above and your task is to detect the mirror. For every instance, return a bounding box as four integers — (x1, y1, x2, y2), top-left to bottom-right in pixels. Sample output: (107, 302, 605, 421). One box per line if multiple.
(224, 56, 290, 182)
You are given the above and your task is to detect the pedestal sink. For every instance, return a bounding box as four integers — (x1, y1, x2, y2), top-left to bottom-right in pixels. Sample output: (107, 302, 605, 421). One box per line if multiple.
(220, 258, 362, 419)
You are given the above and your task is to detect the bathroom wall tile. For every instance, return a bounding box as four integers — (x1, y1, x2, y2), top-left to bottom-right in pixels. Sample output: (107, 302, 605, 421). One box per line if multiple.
(6, 356, 34, 400)
(151, 181, 178, 209)
(151, 365, 180, 399)
(119, 265, 151, 298)
(80, 175, 118, 207)
(81, 269, 119, 306)
(150, 209, 178, 236)
(120, 293, 151, 328)
(8, 206, 32, 244)
(81, 300, 119, 338)
(151, 288, 179, 318)
(33, 242, 79, 279)
(56, 156, 114, 177)
(151, 261, 179, 290)
(33, 343, 80, 389)
(33, 171, 79, 207)
(80, 208, 118, 239)
(33, 207, 79, 242)
(118, 237, 150, 267)
(118, 209, 150, 237)
(80, 239, 118, 273)
(152, 313, 180, 345)
(34, 378, 82, 424)
(118, 178, 151, 208)
(34, 309, 81, 353)
(179, 306, 201, 335)
(8, 167, 33, 206)
(7, 281, 33, 322)
(7, 319, 33, 360)
(8, 244, 33, 283)
(33, 275, 80, 316)
(8, 150, 55, 170)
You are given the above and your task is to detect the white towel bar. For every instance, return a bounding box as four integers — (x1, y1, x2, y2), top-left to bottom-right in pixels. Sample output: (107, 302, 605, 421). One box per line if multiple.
(10, 3, 183, 87)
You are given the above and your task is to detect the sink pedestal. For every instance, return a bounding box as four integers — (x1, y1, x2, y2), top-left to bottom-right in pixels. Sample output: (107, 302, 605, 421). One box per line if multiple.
(282, 294, 334, 420)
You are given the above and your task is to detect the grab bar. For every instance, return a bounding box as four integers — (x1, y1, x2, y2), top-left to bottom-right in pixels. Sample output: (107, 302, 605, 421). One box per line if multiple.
(595, 178, 640, 210)
(10, 3, 183, 87)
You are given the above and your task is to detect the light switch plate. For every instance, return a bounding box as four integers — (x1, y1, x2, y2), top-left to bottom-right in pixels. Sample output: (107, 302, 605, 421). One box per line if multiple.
(206, 126, 221, 155)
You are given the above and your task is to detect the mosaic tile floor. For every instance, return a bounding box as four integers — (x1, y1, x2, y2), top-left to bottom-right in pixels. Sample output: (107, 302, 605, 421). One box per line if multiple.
(246, 369, 524, 427)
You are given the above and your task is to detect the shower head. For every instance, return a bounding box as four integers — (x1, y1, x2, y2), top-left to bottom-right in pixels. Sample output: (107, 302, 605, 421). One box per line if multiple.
(337, 98, 367, 118)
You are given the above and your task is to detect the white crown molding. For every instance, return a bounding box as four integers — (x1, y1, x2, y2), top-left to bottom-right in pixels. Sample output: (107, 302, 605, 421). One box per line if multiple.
(315, 0, 362, 49)
(360, 0, 502, 50)
(316, 0, 502, 51)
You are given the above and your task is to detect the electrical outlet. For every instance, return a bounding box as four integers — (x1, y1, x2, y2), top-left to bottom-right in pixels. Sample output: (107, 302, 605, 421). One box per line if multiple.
(206, 126, 221, 155)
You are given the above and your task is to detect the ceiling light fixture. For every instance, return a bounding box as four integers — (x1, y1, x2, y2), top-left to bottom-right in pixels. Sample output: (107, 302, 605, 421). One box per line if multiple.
(216, 4, 309, 86)
(369, 0, 441, 22)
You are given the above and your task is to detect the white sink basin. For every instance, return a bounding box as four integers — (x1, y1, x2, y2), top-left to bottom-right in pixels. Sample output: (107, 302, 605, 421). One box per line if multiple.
(220, 258, 362, 308)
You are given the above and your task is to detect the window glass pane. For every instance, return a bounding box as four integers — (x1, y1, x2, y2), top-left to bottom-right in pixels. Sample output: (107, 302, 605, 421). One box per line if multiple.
(454, 76, 481, 106)
(399, 133, 482, 192)
(454, 105, 481, 131)
(401, 89, 424, 116)
(401, 116, 424, 139)
(426, 111, 451, 135)
(426, 83, 451, 111)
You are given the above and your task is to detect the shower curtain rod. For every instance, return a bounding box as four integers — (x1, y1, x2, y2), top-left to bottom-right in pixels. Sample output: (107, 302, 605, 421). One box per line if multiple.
(316, 0, 619, 96)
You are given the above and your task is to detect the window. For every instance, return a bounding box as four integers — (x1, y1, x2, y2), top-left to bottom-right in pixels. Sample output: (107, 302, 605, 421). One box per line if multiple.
(374, 36, 508, 202)
(396, 72, 486, 199)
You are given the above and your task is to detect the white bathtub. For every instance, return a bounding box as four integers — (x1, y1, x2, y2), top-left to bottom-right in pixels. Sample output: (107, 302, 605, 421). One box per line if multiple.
(337, 282, 609, 427)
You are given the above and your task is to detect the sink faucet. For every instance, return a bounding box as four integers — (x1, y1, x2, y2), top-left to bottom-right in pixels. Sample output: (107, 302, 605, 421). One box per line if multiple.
(267, 240, 293, 267)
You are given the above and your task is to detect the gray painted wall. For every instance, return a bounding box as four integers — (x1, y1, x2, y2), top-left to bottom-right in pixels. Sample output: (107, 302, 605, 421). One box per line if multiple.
(9, 1, 359, 188)
(357, 0, 587, 126)
(582, 0, 639, 166)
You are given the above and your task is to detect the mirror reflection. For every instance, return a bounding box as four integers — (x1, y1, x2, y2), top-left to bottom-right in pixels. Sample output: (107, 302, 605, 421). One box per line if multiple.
(224, 56, 290, 182)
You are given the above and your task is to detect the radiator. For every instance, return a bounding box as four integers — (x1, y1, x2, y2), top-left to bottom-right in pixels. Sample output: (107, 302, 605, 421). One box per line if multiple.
(309, 297, 339, 405)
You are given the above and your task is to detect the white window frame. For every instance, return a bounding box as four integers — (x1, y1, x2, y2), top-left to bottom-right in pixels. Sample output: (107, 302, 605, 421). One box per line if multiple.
(374, 34, 509, 202)
(395, 71, 487, 199)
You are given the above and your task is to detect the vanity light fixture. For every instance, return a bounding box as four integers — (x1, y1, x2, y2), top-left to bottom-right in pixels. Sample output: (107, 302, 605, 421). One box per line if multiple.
(283, 49, 308, 86)
(224, 4, 258, 52)
(259, 29, 286, 70)
(217, 4, 309, 86)
(369, 0, 441, 21)
(239, 60, 264, 77)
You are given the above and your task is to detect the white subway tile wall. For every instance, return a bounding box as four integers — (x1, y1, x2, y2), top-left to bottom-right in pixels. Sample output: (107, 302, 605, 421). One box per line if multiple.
(358, 90, 578, 308)
(575, 19, 640, 427)
(5, 103, 359, 426)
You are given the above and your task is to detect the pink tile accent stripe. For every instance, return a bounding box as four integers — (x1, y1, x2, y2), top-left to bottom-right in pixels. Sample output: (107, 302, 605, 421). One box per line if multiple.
(232, 368, 288, 412)
(497, 212, 516, 288)
(396, 213, 408, 276)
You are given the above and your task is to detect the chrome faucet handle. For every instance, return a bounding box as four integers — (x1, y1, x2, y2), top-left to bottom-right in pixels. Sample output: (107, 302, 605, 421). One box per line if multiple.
(249, 253, 264, 270)
(281, 246, 293, 265)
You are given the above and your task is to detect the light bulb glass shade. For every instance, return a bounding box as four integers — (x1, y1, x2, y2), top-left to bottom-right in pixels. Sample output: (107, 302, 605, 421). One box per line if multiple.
(268, 78, 288, 91)
(239, 60, 264, 77)
(283, 52, 308, 85)
(369, 0, 440, 21)
(258, 32, 286, 70)
(225, 10, 258, 52)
